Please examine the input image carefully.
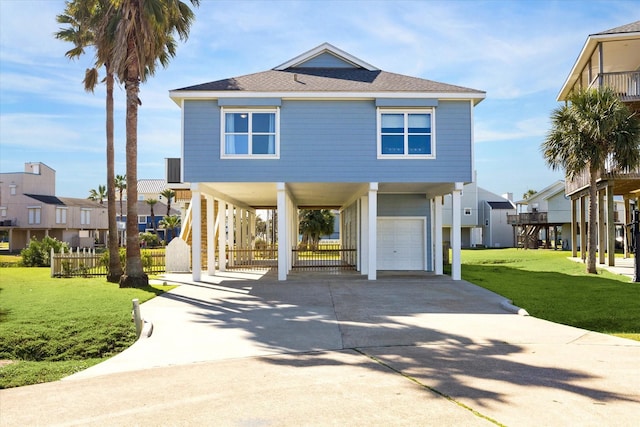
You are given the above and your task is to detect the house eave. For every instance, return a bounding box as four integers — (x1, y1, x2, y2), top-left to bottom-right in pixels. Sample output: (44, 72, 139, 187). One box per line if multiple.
(557, 31, 640, 101)
(273, 42, 379, 71)
(169, 90, 486, 106)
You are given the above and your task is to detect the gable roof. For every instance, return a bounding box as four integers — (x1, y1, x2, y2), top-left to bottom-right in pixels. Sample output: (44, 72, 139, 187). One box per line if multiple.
(558, 20, 640, 101)
(517, 180, 566, 205)
(171, 43, 485, 104)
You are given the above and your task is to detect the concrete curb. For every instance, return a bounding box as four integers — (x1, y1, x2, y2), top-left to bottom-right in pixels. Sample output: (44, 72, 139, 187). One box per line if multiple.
(500, 299, 529, 316)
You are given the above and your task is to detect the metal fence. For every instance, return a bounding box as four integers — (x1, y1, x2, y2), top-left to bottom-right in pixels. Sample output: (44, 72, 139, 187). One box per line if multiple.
(292, 246, 357, 271)
(50, 248, 165, 278)
(226, 247, 278, 271)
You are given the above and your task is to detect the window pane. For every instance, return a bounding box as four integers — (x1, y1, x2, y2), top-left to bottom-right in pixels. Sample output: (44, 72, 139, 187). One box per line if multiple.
(408, 135, 430, 154)
(381, 114, 404, 133)
(225, 135, 248, 154)
(253, 135, 275, 154)
(253, 113, 275, 133)
(381, 135, 404, 154)
(408, 114, 430, 133)
(225, 113, 248, 133)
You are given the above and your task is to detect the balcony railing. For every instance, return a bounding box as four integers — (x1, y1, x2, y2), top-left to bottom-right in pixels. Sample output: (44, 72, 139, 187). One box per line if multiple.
(507, 212, 548, 225)
(589, 71, 640, 102)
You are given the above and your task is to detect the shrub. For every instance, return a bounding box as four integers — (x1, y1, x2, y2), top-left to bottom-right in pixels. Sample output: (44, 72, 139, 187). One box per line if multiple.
(20, 236, 69, 267)
(139, 232, 160, 247)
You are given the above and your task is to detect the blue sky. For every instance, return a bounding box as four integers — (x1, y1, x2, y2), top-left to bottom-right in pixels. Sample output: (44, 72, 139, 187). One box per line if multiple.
(0, 0, 638, 200)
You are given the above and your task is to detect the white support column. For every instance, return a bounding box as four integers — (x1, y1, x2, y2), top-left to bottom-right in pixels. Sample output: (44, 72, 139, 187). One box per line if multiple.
(434, 195, 443, 275)
(227, 204, 235, 267)
(277, 183, 288, 281)
(451, 182, 463, 281)
(218, 200, 226, 272)
(191, 190, 201, 282)
(206, 196, 215, 276)
(356, 199, 361, 272)
(360, 195, 369, 275)
(235, 207, 242, 264)
(368, 182, 378, 281)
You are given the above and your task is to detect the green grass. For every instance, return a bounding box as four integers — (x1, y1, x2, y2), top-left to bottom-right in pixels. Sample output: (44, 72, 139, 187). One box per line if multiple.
(0, 268, 172, 388)
(460, 249, 640, 337)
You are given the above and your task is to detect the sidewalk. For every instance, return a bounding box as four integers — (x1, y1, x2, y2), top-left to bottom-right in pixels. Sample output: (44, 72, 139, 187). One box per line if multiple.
(569, 255, 637, 280)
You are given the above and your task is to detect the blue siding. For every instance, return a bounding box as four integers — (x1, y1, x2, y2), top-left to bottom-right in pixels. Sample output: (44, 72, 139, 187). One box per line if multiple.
(298, 52, 356, 68)
(376, 98, 438, 107)
(183, 99, 472, 184)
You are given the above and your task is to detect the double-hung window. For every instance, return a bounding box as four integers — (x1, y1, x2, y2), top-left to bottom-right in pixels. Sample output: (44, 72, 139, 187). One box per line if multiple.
(222, 109, 279, 158)
(56, 207, 67, 224)
(80, 209, 91, 226)
(378, 109, 434, 158)
(28, 207, 41, 224)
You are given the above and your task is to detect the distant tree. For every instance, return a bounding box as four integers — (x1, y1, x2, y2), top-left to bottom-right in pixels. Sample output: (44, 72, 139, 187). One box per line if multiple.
(542, 87, 640, 274)
(88, 185, 107, 204)
(255, 215, 267, 240)
(160, 188, 175, 216)
(146, 199, 158, 236)
(299, 209, 335, 250)
(159, 214, 181, 241)
(522, 189, 537, 200)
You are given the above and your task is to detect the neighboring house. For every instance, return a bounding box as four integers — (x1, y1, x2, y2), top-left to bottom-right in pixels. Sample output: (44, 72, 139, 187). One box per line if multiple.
(510, 181, 572, 249)
(168, 43, 485, 281)
(118, 200, 181, 244)
(442, 178, 516, 248)
(0, 162, 107, 251)
(558, 20, 640, 263)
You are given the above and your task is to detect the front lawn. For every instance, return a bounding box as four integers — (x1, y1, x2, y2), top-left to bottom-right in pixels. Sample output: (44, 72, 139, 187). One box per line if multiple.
(460, 249, 640, 338)
(0, 268, 171, 388)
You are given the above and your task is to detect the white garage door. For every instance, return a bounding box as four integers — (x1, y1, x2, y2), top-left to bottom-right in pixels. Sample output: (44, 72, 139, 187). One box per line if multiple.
(377, 218, 425, 270)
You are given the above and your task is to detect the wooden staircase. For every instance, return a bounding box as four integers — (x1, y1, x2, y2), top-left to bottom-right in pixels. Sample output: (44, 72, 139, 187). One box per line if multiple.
(179, 197, 219, 270)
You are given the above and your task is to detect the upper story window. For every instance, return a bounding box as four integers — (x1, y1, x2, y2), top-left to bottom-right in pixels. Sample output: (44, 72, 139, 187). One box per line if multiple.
(0, 207, 7, 217)
(80, 209, 91, 225)
(138, 215, 146, 224)
(10, 185, 16, 196)
(28, 207, 41, 224)
(56, 207, 67, 224)
(377, 109, 434, 158)
(221, 109, 279, 158)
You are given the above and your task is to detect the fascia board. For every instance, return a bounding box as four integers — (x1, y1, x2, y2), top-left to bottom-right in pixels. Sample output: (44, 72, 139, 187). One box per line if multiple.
(170, 90, 486, 105)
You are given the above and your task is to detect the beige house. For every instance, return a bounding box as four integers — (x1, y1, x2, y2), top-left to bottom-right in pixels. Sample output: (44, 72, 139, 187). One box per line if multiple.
(559, 20, 640, 263)
(0, 162, 108, 251)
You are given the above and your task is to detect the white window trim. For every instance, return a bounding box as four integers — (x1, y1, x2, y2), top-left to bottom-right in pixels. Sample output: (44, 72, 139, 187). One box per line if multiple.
(0, 207, 6, 217)
(138, 215, 147, 224)
(80, 208, 91, 226)
(377, 108, 436, 159)
(464, 207, 472, 216)
(28, 206, 41, 225)
(56, 207, 68, 224)
(10, 185, 16, 195)
(220, 107, 280, 159)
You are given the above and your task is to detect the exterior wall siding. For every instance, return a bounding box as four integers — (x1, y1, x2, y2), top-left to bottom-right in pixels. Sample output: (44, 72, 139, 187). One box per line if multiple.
(183, 99, 473, 184)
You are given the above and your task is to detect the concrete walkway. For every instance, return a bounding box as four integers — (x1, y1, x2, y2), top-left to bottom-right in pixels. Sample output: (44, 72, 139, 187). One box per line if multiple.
(1, 271, 639, 426)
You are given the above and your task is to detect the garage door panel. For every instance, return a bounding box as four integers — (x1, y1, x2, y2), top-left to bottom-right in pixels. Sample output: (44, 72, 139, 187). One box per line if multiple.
(377, 218, 424, 270)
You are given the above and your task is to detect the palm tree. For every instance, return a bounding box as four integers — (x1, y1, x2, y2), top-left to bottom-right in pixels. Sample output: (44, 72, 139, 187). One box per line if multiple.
(115, 174, 126, 221)
(299, 209, 335, 250)
(88, 185, 107, 204)
(146, 199, 158, 236)
(542, 87, 640, 274)
(522, 189, 537, 200)
(159, 214, 181, 241)
(57, 0, 123, 282)
(111, 0, 199, 288)
(160, 188, 175, 216)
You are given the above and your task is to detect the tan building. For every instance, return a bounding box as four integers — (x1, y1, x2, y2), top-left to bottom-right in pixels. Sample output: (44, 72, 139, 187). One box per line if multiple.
(559, 20, 640, 263)
(0, 162, 108, 251)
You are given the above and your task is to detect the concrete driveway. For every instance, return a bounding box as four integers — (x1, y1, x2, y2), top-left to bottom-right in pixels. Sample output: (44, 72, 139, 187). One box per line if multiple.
(1, 271, 639, 426)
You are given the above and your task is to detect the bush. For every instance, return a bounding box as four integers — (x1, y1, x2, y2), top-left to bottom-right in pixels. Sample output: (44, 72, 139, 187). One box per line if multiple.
(139, 232, 160, 247)
(20, 236, 69, 267)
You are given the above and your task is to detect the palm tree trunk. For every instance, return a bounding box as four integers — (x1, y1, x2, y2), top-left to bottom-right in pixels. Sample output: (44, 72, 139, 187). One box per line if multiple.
(119, 37, 148, 288)
(106, 68, 123, 283)
(587, 168, 598, 274)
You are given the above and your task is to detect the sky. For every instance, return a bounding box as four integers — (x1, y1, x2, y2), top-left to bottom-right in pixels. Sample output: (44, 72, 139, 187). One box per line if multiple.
(1, 0, 638, 201)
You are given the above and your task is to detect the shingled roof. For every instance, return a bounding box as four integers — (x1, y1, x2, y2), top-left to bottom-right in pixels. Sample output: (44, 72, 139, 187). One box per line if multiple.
(24, 194, 104, 208)
(172, 43, 485, 98)
(593, 20, 640, 36)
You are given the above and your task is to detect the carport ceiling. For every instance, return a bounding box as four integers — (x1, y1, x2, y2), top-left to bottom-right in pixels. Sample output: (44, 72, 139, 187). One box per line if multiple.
(198, 182, 456, 209)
